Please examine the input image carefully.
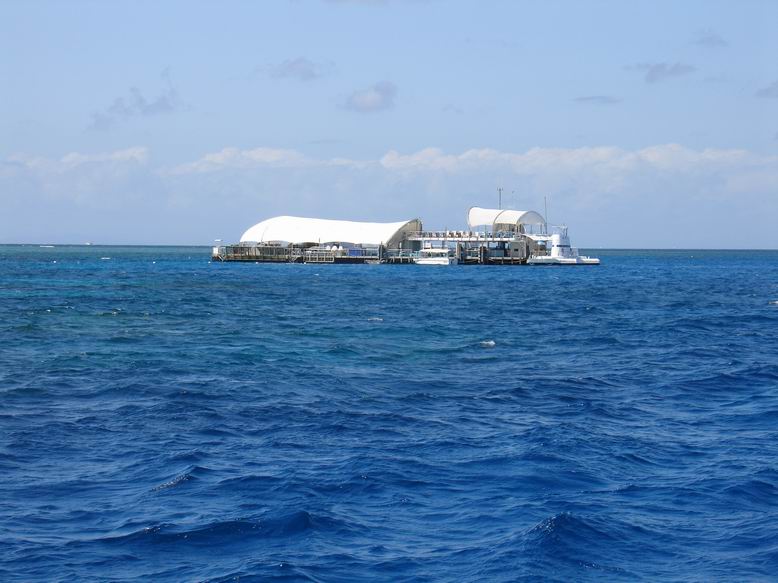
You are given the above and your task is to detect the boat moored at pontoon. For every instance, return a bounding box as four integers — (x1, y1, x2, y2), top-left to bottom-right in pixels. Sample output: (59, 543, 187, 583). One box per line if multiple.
(527, 227, 600, 265)
(415, 247, 458, 265)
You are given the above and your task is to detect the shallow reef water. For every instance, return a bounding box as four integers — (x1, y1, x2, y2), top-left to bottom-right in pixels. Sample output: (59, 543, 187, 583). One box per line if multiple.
(1, 245, 777, 581)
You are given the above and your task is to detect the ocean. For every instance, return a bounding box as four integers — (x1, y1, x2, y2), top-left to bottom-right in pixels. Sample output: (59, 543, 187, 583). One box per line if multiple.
(1, 245, 777, 582)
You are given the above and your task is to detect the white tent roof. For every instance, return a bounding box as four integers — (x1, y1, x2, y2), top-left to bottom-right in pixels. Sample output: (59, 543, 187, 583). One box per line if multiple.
(240, 215, 419, 246)
(467, 207, 545, 229)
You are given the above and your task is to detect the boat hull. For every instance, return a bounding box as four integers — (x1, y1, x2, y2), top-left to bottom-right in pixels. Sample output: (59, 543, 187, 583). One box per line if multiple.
(415, 257, 459, 265)
(527, 256, 600, 265)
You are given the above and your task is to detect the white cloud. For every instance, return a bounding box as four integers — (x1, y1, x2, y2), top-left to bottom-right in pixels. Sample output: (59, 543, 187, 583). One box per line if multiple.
(344, 81, 397, 112)
(377, 144, 764, 178)
(324, 0, 427, 5)
(574, 95, 622, 105)
(9, 147, 149, 173)
(756, 80, 778, 99)
(264, 57, 333, 81)
(629, 62, 696, 83)
(169, 147, 309, 174)
(693, 29, 728, 48)
(60, 147, 149, 168)
(381, 147, 462, 171)
(167, 147, 369, 175)
(88, 70, 183, 130)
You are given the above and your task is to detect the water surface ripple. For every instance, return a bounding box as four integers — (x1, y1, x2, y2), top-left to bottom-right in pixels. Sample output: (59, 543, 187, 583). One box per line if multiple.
(1, 246, 777, 581)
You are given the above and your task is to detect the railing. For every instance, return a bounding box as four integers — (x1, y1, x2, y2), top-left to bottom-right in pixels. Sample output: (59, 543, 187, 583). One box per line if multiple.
(408, 230, 490, 239)
(215, 245, 295, 259)
(406, 230, 538, 241)
(383, 249, 418, 259)
(213, 244, 382, 263)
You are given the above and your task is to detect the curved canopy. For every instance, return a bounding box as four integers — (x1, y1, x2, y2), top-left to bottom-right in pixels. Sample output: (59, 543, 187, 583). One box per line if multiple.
(240, 215, 421, 246)
(467, 207, 545, 230)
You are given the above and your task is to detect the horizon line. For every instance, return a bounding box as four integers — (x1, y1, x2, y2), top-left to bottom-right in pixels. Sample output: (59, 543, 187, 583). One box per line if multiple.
(2, 243, 778, 252)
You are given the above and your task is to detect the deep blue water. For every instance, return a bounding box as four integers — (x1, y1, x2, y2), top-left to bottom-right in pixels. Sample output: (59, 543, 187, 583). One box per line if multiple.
(1, 245, 778, 582)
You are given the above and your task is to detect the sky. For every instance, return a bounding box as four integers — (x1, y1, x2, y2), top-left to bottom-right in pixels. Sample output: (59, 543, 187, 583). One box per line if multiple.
(1, 0, 777, 247)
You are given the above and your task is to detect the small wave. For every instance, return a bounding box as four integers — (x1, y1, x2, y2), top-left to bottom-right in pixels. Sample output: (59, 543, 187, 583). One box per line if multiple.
(216, 474, 284, 490)
(367, 317, 384, 322)
(261, 510, 331, 537)
(95, 310, 121, 317)
(479, 339, 496, 348)
(152, 465, 212, 491)
(95, 510, 353, 548)
(98, 519, 262, 546)
(153, 472, 195, 491)
(769, 300, 778, 306)
(168, 450, 207, 463)
(325, 344, 362, 356)
(100, 257, 111, 260)
(526, 512, 615, 547)
(722, 479, 778, 504)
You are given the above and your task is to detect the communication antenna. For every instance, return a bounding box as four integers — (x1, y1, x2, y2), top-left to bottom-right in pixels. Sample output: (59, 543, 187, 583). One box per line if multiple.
(498, 187, 503, 210)
(544, 195, 549, 234)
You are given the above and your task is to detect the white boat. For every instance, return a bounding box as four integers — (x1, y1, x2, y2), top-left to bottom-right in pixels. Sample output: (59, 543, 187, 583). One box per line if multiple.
(415, 247, 458, 265)
(527, 227, 600, 265)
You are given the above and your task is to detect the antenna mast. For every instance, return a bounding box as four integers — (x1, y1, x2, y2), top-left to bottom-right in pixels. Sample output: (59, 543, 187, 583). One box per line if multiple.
(544, 195, 549, 234)
(498, 187, 503, 210)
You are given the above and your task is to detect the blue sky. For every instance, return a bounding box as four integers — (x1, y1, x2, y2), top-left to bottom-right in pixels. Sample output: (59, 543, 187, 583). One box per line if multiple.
(1, 0, 777, 247)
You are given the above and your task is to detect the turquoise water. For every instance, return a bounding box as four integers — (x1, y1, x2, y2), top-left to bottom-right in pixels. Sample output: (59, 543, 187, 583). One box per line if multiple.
(1, 245, 778, 581)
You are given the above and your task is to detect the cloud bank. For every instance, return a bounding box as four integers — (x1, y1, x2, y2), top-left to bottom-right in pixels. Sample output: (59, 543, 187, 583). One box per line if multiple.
(2, 144, 777, 248)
